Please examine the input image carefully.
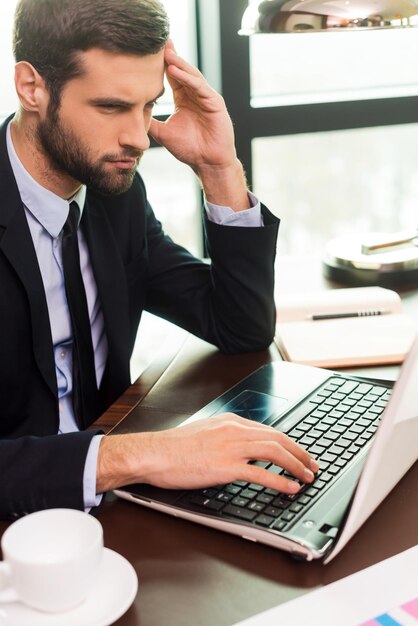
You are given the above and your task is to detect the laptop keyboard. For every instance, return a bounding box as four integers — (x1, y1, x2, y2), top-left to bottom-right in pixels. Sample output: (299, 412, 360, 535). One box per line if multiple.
(182, 376, 392, 533)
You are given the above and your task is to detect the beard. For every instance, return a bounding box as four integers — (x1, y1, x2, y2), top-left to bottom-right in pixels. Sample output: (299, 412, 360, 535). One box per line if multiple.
(36, 107, 143, 196)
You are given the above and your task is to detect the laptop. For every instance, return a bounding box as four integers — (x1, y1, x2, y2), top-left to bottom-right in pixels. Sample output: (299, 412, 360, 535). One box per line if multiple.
(114, 332, 418, 563)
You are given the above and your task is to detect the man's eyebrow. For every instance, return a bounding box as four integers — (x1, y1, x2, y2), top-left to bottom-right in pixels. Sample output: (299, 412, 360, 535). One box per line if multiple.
(88, 88, 165, 108)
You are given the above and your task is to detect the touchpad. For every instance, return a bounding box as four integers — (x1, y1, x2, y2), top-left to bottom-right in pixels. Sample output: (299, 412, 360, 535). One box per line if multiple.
(211, 389, 289, 426)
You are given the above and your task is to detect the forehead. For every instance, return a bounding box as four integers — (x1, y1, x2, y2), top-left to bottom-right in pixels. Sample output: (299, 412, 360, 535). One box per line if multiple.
(63, 47, 165, 100)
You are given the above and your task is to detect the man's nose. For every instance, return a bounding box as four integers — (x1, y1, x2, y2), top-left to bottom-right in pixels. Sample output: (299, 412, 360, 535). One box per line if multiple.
(119, 116, 151, 152)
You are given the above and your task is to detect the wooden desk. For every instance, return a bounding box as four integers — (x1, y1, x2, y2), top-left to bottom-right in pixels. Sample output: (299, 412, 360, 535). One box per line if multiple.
(1, 256, 418, 625)
(95, 333, 418, 626)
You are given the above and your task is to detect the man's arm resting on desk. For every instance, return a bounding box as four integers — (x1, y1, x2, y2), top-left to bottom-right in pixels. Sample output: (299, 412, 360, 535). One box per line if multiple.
(0, 431, 98, 520)
(96, 414, 319, 496)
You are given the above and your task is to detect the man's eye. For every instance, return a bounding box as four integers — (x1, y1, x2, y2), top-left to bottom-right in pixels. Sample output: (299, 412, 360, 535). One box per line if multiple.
(97, 104, 122, 111)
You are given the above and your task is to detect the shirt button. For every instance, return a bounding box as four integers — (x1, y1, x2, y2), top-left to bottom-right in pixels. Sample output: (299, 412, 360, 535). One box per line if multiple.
(60, 351, 66, 359)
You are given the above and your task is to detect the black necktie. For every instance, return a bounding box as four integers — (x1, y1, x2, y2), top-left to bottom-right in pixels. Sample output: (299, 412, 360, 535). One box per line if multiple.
(62, 201, 98, 428)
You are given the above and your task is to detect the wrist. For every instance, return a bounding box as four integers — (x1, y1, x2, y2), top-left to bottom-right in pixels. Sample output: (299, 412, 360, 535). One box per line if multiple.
(96, 434, 146, 493)
(197, 159, 250, 212)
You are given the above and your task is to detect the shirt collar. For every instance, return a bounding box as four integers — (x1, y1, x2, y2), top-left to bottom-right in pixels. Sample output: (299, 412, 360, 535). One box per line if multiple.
(6, 121, 87, 238)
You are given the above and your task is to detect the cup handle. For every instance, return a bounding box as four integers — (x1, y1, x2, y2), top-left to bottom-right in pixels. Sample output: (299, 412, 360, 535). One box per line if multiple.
(0, 562, 18, 603)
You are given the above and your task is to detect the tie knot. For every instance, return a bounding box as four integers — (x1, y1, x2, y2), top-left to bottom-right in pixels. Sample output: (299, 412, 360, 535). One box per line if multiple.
(63, 201, 80, 237)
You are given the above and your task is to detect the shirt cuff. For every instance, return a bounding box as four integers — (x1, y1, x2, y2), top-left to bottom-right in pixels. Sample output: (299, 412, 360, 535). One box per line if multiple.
(83, 434, 104, 510)
(205, 191, 263, 227)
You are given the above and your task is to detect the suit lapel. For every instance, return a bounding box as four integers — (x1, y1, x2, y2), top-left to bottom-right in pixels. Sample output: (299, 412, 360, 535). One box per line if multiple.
(0, 119, 57, 397)
(82, 196, 131, 397)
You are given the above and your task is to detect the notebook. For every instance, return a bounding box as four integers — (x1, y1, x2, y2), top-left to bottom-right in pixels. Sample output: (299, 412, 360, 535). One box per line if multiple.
(275, 286, 417, 368)
(114, 328, 418, 563)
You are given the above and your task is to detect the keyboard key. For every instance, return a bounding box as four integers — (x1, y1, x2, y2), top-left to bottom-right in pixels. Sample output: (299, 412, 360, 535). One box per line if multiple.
(328, 444, 345, 455)
(351, 406, 367, 415)
(264, 506, 282, 517)
(241, 489, 258, 500)
(272, 497, 290, 508)
(202, 488, 219, 498)
(256, 493, 274, 504)
(204, 499, 225, 511)
(338, 381, 359, 394)
(289, 503, 304, 514)
(333, 438, 351, 449)
(327, 378, 345, 387)
(288, 428, 306, 439)
(322, 431, 340, 442)
(299, 436, 316, 446)
(341, 398, 356, 407)
(317, 472, 333, 483)
(223, 505, 257, 521)
(317, 389, 332, 397)
(350, 424, 366, 434)
(216, 492, 233, 503)
(356, 383, 373, 394)
(334, 458, 348, 468)
(327, 465, 341, 476)
(272, 520, 287, 531)
(330, 424, 346, 433)
(315, 422, 330, 432)
(225, 485, 241, 495)
(247, 483, 265, 492)
(357, 400, 374, 408)
(248, 501, 265, 512)
(309, 444, 326, 456)
(321, 452, 337, 463)
(232, 497, 250, 507)
(322, 416, 338, 426)
(368, 406, 384, 415)
(323, 398, 340, 407)
(190, 495, 212, 507)
(255, 514, 275, 527)
(341, 431, 358, 441)
(316, 436, 333, 449)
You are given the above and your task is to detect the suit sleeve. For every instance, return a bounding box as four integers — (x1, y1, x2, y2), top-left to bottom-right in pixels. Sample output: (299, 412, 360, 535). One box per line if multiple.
(0, 431, 100, 520)
(145, 202, 279, 353)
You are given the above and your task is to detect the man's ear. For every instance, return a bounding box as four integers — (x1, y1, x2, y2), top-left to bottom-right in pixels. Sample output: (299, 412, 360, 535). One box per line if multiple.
(14, 61, 49, 113)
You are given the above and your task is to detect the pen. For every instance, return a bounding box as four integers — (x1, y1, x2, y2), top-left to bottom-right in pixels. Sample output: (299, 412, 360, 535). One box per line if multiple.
(308, 310, 390, 321)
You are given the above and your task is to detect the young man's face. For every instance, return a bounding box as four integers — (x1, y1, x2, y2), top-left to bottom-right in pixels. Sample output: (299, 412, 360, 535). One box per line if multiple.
(37, 47, 165, 195)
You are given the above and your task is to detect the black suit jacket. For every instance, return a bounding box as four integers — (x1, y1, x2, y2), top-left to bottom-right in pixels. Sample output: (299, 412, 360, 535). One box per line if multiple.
(0, 116, 279, 520)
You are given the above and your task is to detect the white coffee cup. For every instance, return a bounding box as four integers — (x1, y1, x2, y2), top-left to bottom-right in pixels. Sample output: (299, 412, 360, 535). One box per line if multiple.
(0, 508, 103, 613)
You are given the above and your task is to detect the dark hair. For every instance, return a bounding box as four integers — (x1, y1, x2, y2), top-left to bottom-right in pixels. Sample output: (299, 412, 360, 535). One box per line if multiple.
(13, 0, 170, 109)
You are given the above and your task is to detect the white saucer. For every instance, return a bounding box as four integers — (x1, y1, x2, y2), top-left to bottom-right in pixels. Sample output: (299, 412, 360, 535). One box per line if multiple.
(0, 548, 138, 626)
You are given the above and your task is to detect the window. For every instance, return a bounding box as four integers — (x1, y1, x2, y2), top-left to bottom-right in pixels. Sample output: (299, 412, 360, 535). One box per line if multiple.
(214, 0, 418, 256)
(253, 124, 418, 255)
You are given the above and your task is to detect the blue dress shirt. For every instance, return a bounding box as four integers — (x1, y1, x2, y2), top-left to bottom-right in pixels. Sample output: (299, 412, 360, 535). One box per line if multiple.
(6, 121, 262, 508)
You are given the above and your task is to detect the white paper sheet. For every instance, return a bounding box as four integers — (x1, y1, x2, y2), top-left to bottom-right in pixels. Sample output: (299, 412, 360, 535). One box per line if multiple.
(232, 545, 418, 626)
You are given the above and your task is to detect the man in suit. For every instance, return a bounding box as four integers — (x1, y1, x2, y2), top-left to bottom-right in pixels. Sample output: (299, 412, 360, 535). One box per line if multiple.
(0, 0, 318, 520)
